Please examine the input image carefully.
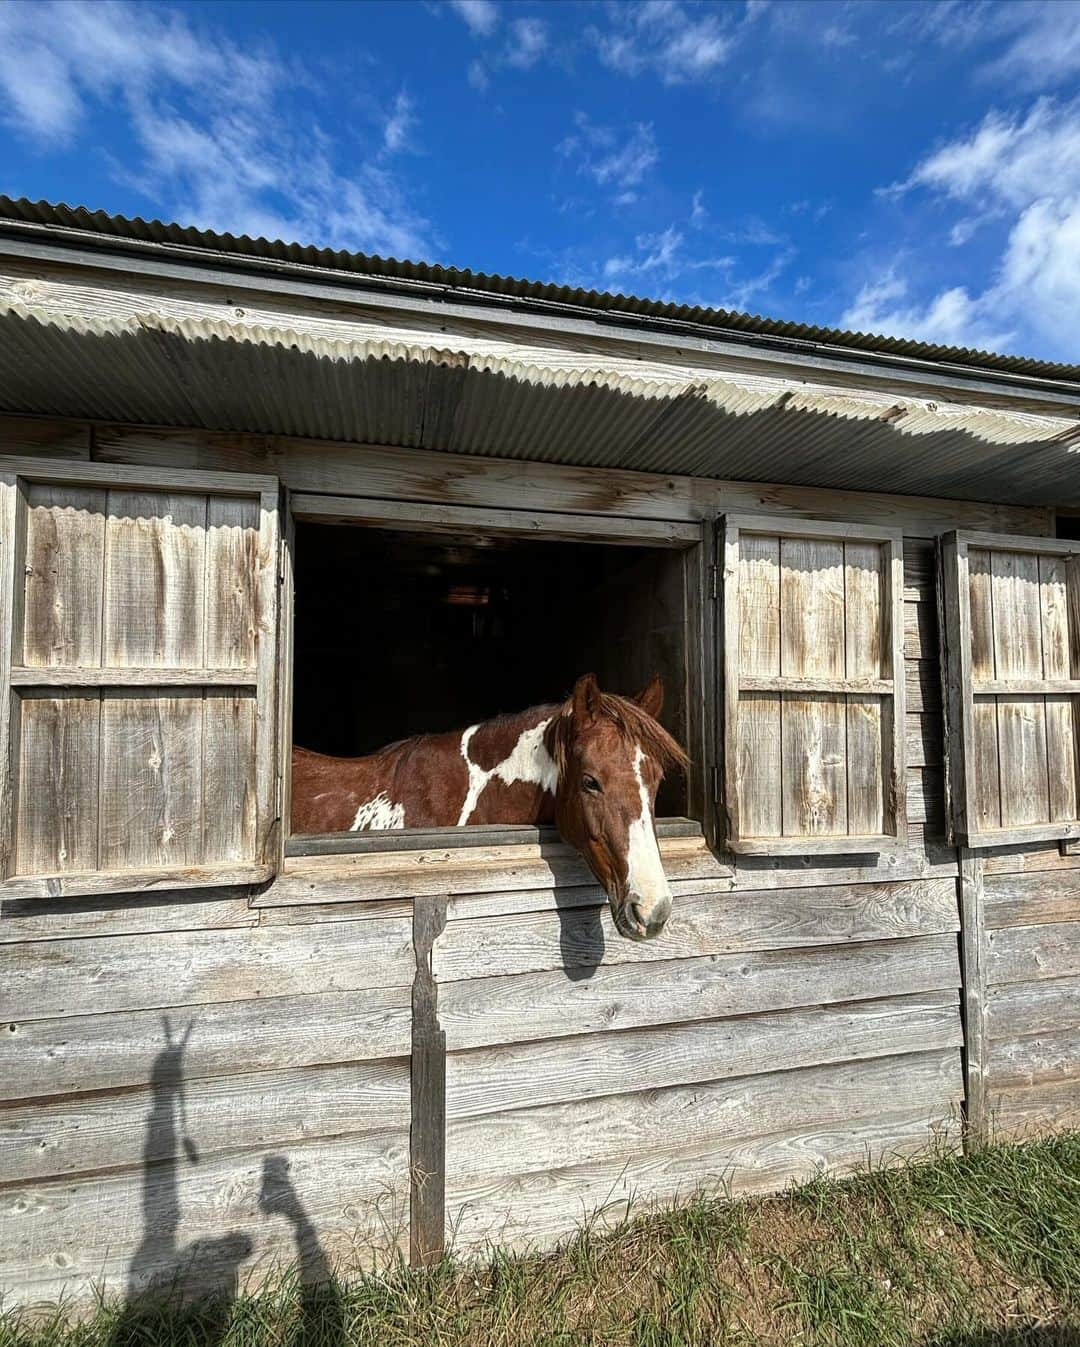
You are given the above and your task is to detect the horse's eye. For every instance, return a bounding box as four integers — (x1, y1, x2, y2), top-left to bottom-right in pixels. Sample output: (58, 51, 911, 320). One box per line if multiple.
(582, 774, 602, 794)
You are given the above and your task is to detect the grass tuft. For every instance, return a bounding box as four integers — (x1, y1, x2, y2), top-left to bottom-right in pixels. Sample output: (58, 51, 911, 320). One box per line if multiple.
(1, 1132, 1078, 1347)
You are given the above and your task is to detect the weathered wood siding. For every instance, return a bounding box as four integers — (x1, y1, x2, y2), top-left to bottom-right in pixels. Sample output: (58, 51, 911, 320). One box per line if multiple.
(438, 857, 964, 1250)
(984, 858, 1080, 1135)
(0, 893, 413, 1306)
(1, 414, 1077, 1308)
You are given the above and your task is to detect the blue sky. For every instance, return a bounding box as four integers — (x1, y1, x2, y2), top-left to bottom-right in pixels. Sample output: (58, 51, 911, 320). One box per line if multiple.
(1, 0, 1078, 362)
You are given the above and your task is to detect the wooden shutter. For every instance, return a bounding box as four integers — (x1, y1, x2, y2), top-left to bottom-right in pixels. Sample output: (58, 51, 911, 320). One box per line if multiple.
(938, 530, 1080, 847)
(721, 514, 906, 855)
(0, 459, 280, 897)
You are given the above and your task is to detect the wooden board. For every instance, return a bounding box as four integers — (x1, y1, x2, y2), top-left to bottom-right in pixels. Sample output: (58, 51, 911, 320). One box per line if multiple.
(781, 694, 847, 836)
(445, 1108, 953, 1254)
(447, 1049, 961, 1185)
(439, 932, 962, 1051)
(15, 691, 99, 875)
(4, 1058, 410, 1183)
(984, 872, 1080, 929)
(99, 690, 203, 870)
(996, 696, 1050, 828)
(0, 985, 412, 1101)
(0, 888, 256, 944)
(1, 917, 414, 1021)
(989, 1079, 1080, 1137)
(103, 490, 207, 668)
(201, 690, 257, 861)
(434, 879, 959, 983)
(259, 835, 730, 906)
(205, 496, 260, 669)
(1, 1129, 409, 1305)
(92, 423, 1054, 536)
(987, 975, 1080, 1041)
(988, 1028, 1080, 1092)
(986, 921, 1080, 986)
(446, 991, 962, 1119)
(21, 483, 105, 667)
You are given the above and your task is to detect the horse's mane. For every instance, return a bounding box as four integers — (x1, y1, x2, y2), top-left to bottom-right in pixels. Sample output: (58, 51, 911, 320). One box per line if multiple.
(547, 691, 689, 773)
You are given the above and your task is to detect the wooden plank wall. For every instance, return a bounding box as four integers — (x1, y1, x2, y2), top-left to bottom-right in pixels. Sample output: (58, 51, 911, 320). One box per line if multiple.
(437, 850, 964, 1251)
(983, 852, 1080, 1135)
(0, 892, 414, 1306)
(1, 415, 1077, 1299)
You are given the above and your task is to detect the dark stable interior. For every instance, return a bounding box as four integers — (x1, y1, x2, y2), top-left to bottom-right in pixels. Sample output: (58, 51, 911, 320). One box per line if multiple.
(291, 522, 690, 821)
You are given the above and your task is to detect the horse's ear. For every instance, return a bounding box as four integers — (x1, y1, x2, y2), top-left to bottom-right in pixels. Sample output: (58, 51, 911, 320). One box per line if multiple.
(572, 673, 601, 725)
(635, 675, 664, 720)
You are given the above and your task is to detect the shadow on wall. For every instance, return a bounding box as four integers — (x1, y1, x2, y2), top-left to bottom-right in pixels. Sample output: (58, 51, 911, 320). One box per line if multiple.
(108, 1018, 345, 1347)
(549, 847, 604, 983)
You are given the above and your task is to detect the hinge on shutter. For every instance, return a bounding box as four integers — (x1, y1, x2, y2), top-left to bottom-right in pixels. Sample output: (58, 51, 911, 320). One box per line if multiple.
(709, 562, 719, 601)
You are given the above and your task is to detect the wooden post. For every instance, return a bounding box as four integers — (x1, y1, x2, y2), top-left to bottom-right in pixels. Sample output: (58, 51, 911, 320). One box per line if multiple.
(410, 894, 447, 1266)
(958, 849, 988, 1150)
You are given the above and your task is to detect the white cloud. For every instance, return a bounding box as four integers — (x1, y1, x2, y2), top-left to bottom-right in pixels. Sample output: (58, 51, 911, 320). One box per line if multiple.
(869, 96, 1080, 357)
(0, 0, 432, 257)
(949, 217, 979, 247)
(559, 115, 660, 194)
(978, 1, 1080, 92)
(841, 270, 1013, 352)
(591, 0, 733, 85)
(447, 0, 499, 38)
(690, 190, 707, 227)
(601, 221, 742, 295)
(504, 17, 547, 69)
(383, 91, 417, 154)
(467, 58, 489, 90)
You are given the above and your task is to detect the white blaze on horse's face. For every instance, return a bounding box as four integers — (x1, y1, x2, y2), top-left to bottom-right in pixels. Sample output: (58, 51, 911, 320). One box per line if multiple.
(623, 745, 673, 938)
(556, 720, 674, 943)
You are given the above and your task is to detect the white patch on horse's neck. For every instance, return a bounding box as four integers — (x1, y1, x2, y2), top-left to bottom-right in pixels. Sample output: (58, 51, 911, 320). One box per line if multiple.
(458, 718, 558, 827)
(351, 792, 405, 831)
(626, 745, 670, 904)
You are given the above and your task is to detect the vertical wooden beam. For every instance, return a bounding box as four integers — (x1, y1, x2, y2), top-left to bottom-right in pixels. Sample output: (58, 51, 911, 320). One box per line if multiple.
(410, 894, 447, 1267)
(958, 848, 988, 1150)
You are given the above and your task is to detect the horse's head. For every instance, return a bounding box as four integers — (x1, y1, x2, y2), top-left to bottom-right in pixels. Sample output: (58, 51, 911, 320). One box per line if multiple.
(546, 673, 688, 942)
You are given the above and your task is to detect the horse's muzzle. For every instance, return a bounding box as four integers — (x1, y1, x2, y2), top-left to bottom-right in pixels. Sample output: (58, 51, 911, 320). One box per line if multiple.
(613, 893, 672, 941)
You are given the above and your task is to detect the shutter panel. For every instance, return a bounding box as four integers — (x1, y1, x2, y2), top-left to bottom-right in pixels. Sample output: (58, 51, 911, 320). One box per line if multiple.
(721, 514, 906, 855)
(0, 459, 280, 897)
(939, 530, 1080, 848)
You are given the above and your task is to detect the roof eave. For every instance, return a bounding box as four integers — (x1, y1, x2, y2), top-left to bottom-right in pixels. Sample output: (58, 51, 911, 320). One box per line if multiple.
(1, 214, 1078, 412)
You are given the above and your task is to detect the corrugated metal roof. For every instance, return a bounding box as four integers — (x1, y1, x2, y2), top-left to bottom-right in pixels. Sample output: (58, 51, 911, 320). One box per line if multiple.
(1, 195, 1077, 387)
(1, 297, 1077, 505)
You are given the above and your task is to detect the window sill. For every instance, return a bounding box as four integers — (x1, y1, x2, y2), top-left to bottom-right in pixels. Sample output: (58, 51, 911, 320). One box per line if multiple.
(255, 819, 723, 908)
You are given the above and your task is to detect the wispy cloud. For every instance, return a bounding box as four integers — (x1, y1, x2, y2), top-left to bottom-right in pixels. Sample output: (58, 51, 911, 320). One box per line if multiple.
(590, 0, 733, 85)
(383, 91, 417, 154)
(980, 1, 1080, 91)
(463, 11, 548, 90)
(0, 0, 433, 257)
(558, 114, 660, 196)
(447, 0, 499, 38)
(504, 17, 548, 68)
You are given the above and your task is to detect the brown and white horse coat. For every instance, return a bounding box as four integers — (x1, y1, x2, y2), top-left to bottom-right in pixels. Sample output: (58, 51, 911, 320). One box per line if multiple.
(291, 674, 688, 940)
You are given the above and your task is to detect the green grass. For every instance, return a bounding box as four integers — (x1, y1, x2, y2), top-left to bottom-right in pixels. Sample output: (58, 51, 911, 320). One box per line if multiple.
(2, 1132, 1078, 1347)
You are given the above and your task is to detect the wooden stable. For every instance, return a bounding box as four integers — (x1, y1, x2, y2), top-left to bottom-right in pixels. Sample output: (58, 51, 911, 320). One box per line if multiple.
(1, 200, 1079, 1308)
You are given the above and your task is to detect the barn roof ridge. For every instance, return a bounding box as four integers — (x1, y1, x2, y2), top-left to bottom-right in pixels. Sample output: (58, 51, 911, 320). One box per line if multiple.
(0, 195, 1076, 389)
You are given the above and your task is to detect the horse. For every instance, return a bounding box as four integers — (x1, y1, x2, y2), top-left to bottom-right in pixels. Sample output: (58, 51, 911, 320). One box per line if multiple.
(291, 673, 688, 941)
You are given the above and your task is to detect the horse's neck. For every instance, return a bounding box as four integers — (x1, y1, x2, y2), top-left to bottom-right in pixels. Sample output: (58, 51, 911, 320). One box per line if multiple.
(453, 703, 560, 827)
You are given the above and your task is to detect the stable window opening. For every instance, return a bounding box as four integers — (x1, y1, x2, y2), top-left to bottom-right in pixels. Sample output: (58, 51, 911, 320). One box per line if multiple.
(288, 516, 699, 855)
